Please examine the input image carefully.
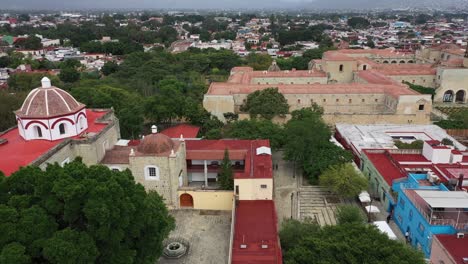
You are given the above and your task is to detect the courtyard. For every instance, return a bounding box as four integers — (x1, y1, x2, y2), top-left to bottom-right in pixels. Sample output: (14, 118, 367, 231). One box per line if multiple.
(158, 210, 231, 264)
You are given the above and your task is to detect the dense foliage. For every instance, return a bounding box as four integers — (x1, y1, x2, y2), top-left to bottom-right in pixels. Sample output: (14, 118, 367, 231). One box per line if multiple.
(280, 219, 425, 264)
(240, 87, 289, 120)
(347, 17, 371, 29)
(403, 81, 435, 99)
(435, 108, 468, 129)
(283, 106, 353, 183)
(0, 160, 174, 264)
(394, 140, 424, 149)
(336, 205, 366, 224)
(319, 163, 368, 199)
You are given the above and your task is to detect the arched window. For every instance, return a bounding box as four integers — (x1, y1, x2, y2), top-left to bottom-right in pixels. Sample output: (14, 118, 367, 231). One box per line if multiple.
(145, 166, 160, 180)
(383, 60, 389, 64)
(443, 90, 454, 102)
(391, 60, 397, 64)
(455, 90, 466, 103)
(363, 65, 367, 71)
(400, 60, 406, 64)
(35, 126, 43, 138)
(339, 64, 344, 72)
(79, 116, 86, 130)
(59, 123, 66, 135)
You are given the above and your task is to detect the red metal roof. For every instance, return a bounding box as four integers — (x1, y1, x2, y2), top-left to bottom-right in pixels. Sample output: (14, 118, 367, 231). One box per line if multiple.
(434, 234, 468, 264)
(160, 124, 200, 139)
(363, 150, 405, 185)
(0, 109, 110, 176)
(232, 200, 282, 264)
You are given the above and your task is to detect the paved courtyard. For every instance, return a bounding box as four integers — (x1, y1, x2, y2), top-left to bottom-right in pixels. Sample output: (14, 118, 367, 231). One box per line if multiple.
(158, 210, 231, 264)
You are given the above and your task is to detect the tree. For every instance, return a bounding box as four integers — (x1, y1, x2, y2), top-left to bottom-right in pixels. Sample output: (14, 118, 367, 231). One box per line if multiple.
(7, 73, 62, 92)
(319, 163, 368, 199)
(21, 36, 43, 50)
(394, 140, 424, 149)
(59, 67, 80, 83)
(218, 149, 234, 190)
(347, 17, 371, 29)
(224, 119, 285, 150)
(0, 91, 26, 132)
(101, 61, 119, 76)
(240, 87, 289, 120)
(0, 160, 175, 264)
(280, 220, 425, 264)
(0, 243, 31, 264)
(223, 112, 239, 123)
(245, 53, 273, 70)
(283, 107, 329, 174)
(366, 39, 375, 48)
(336, 205, 366, 224)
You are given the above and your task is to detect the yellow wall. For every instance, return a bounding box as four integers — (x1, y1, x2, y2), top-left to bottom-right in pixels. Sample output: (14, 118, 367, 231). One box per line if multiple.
(234, 178, 273, 200)
(178, 190, 234, 210)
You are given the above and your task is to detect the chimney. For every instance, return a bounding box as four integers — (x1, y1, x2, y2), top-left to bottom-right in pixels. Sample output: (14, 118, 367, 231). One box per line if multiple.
(151, 125, 157, 134)
(41, 77, 51, 88)
(458, 173, 464, 190)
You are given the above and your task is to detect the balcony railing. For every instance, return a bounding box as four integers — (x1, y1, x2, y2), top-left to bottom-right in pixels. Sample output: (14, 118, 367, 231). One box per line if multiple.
(401, 188, 468, 231)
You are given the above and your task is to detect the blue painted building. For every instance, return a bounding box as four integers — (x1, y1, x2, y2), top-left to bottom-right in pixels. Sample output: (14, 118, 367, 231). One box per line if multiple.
(392, 173, 468, 257)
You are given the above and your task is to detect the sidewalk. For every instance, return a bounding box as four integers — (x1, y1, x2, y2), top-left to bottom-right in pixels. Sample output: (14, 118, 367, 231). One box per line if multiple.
(371, 200, 406, 242)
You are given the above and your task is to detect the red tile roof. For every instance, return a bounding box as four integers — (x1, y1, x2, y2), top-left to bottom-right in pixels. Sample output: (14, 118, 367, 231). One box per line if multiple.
(185, 139, 272, 179)
(0, 109, 110, 176)
(232, 200, 282, 264)
(160, 124, 200, 139)
(434, 234, 468, 264)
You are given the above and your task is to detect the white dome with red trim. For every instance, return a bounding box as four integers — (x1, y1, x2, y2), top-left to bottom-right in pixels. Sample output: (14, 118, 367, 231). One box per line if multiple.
(15, 77, 85, 119)
(15, 77, 88, 141)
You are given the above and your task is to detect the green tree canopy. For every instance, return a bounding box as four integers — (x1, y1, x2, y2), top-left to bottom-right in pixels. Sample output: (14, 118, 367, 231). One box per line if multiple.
(336, 205, 366, 225)
(224, 119, 285, 150)
(280, 220, 425, 264)
(283, 106, 353, 183)
(245, 53, 273, 70)
(240, 87, 289, 120)
(0, 160, 174, 264)
(319, 163, 368, 199)
(347, 17, 371, 29)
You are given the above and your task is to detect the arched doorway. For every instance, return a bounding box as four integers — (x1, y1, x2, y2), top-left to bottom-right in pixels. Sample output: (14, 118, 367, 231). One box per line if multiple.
(455, 90, 466, 103)
(180, 193, 194, 208)
(443, 90, 454, 102)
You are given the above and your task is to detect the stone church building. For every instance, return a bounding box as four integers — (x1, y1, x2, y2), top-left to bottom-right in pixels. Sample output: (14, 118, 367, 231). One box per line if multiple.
(204, 45, 468, 125)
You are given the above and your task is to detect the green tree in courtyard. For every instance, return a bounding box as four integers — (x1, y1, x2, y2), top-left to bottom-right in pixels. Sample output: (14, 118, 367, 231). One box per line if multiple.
(336, 205, 366, 224)
(218, 149, 234, 190)
(240, 87, 289, 120)
(319, 163, 368, 199)
(283, 106, 352, 183)
(245, 53, 273, 70)
(280, 220, 425, 264)
(224, 119, 285, 150)
(0, 160, 174, 264)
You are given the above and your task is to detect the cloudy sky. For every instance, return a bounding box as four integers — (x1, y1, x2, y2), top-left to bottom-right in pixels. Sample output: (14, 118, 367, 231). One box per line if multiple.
(1, 0, 465, 10)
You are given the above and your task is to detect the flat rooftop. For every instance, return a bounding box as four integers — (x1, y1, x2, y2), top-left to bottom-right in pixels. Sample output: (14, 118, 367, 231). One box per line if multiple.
(336, 123, 466, 154)
(415, 190, 468, 209)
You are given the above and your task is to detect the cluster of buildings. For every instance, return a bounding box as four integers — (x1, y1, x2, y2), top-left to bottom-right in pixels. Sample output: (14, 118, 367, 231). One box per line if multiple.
(204, 45, 467, 125)
(335, 123, 468, 262)
(0, 77, 282, 263)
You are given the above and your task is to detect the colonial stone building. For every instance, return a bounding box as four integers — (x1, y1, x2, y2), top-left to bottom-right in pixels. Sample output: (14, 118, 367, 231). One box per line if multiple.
(204, 46, 468, 125)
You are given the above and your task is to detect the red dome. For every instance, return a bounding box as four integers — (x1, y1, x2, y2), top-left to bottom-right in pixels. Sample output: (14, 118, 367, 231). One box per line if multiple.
(137, 133, 174, 154)
(15, 81, 85, 119)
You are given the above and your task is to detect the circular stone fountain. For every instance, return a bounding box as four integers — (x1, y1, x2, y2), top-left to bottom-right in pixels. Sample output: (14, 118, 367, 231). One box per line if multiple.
(162, 239, 189, 259)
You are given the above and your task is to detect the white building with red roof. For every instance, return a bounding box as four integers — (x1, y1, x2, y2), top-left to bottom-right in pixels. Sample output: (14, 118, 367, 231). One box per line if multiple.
(0, 78, 120, 176)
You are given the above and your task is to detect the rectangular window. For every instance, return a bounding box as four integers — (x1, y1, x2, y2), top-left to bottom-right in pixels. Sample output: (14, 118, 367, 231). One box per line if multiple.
(148, 167, 157, 177)
(418, 223, 425, 235)
(418, 104, 424, 111)
(260, 184, 267, 189)
(399, 198, 405, 209)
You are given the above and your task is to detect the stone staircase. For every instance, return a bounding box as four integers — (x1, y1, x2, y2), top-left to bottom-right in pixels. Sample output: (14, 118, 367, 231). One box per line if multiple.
(298, 186, 340, 226)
